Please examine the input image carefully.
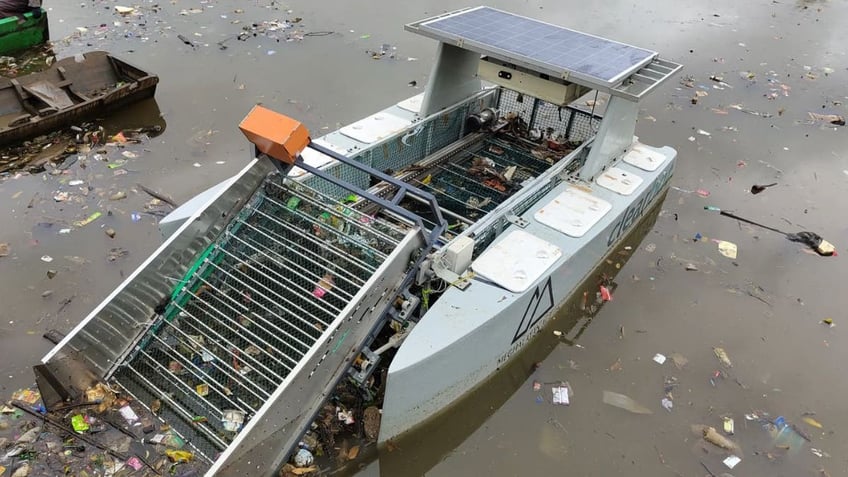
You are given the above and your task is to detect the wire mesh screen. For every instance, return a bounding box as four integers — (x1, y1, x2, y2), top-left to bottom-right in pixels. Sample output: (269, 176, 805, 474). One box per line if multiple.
(497, 88, 534, 125)
(497, 89, 600, 144)
(303, 92, 495, 200)
(112, 172, 410, 461)
(561, 107, 599, 143)
(462, 88, 603, 254)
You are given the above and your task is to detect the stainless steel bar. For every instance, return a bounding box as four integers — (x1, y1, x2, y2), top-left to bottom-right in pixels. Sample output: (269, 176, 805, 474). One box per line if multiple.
(214, 243, 345, 319)
(150, 332, 261, 412)
(413, 179, 491, 216)
(246, 205, 380, 275)
(205, 259, 331, 336)
(136, 348, 226, 421)
(266, 180, 405, 245)
(115, 376, 217, 464)
(283, 176, 411, 238)
(237, 219, 368, 288)
(227, 231, 359, 301)
(402, 191, 474, 225)
(260, 194, 392, 262)
(487, 136, 554, 168)
(122, 362, 229, 449)
(265, 192, 397, 262)
(205, 255, 333, 333)
(177, 292, 300, 372)
(197, 267, 322, 345)
(161, 317, 276, 399)
(186, 277, 312, 364)
(473, 151, 542, 176)
(438, 163, 509, 195)
(222, 231, 353, 308)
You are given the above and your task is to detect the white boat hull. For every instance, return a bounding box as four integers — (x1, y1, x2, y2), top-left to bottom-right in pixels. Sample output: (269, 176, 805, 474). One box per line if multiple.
(380, 145, 675, 443)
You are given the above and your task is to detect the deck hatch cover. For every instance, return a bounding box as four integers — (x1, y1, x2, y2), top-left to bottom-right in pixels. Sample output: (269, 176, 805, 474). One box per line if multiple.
(472, 229, 562, 293)
(339, 112, 412, 144)
(596, 167, 643, 196)
(397, 93, 424, 113)
(622, 143, 668, 172)
(534, 187, 612, 237)
(416, 6, 656, 87)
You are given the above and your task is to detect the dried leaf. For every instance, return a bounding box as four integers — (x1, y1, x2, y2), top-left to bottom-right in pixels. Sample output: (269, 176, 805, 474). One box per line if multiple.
(291, 466, 317, 475)
(347, 445, 360, 460)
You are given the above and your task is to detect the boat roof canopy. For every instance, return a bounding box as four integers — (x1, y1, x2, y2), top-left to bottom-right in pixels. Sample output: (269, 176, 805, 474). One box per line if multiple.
(406, 6, 682, 101)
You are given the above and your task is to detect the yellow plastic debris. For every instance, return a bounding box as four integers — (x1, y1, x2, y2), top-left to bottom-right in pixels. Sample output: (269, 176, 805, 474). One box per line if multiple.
(165, 450, 194, 463)
(802, 416, 823, 429)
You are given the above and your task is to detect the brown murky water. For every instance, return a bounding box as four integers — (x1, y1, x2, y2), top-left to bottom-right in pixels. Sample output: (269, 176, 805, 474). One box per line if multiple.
(1, 0, 846, 476)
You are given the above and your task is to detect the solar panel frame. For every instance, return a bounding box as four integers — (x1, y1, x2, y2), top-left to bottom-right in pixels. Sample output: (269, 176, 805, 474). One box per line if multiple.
(410, 6, 658, 89)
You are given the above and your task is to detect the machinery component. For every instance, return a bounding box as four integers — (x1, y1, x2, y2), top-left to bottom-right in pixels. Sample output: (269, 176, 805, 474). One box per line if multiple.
(442, 236, 474, 274)
(465, 107, 498, 132)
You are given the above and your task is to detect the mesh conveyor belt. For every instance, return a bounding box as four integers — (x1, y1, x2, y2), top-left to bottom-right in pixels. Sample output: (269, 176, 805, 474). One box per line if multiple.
(112, 175, 410, 461)
(419, 134, 566, 223)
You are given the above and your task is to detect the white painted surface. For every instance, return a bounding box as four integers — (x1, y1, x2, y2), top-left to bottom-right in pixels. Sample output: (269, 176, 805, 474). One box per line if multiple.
(397, 93, 424, 113)
(596, 166, 643, 195)
(472, 229, 562, 293)
(623, 142, 668, 171)
(534, 187, 612, 238)
(340, 112, 412, 144)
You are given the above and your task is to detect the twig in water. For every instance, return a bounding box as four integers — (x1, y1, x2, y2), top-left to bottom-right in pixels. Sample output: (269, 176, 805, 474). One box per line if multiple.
(137, 183, 178, 207)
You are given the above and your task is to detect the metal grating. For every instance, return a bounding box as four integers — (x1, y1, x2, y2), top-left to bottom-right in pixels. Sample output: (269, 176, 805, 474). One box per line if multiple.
(416, 6, 656, 85)
(497, 88, 600, 145)
(412, 133, 561, 225)
(112, 173, 411, 460)
(303, 93, 494, 200)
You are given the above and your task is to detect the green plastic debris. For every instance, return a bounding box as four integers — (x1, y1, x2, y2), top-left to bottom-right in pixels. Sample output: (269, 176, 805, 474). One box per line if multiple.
(343, 194, 358, 203)
(71, 414, 89, 433)
(74, 211, 102, 228)
(286, 196, 301, 210)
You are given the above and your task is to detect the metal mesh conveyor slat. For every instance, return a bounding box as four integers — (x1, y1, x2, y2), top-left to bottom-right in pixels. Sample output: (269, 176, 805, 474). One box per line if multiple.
(111, 170, 411, 461)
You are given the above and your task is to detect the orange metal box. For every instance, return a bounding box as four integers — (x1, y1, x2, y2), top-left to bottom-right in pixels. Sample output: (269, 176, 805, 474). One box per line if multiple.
(238, 105, 311, 165)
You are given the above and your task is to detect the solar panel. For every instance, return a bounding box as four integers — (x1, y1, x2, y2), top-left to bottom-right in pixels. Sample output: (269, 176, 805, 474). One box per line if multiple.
(417, 6, 656, 87)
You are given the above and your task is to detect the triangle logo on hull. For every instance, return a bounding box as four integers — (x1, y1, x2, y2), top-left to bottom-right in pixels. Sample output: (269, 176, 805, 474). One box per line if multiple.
(511, 277, 554, 344)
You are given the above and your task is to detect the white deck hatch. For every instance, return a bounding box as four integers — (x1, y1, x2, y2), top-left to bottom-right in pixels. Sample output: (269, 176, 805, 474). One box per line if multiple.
(623, 143, 668, 171)
(397, 93, 424, 113)
(534, 187, 612, 237)
(596, 167, 643, 195)
(340, 112, 412, 144)
(472, 229, 562, 293)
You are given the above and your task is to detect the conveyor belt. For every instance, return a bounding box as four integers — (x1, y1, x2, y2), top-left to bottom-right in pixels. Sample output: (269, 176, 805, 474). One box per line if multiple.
(111, 170, 421, 462)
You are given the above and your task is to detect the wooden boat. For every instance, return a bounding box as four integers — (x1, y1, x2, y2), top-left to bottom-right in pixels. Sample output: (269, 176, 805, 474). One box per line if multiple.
(0, 50, 158, 146)
(0, 8, 48, 56)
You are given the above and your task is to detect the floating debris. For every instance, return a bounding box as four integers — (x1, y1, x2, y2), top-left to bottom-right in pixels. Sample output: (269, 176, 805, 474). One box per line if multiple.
(602, 391, 652, 414)
(808, 112, 845, 126)
(692, 424, 742, 453)
(669, 352, 688, 369)
(713, 347, 733, 368)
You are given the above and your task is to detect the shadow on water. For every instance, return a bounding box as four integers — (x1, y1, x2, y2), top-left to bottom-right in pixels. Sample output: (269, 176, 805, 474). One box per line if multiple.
(99, 96, 167, 136)
(337, 191, 669, 477)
